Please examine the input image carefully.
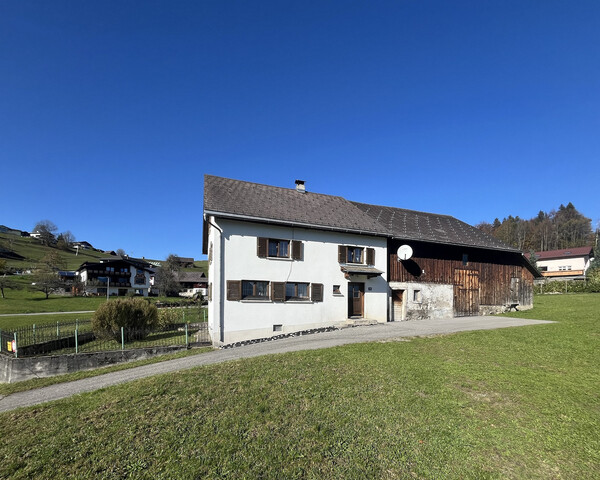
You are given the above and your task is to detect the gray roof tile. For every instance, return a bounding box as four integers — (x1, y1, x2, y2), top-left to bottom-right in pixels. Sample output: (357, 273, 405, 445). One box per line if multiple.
(204, 175, 518, 252)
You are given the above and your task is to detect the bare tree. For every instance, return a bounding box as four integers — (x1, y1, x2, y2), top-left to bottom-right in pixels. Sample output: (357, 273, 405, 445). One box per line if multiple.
(156, 254, 182, 297)
(56, 231, 75, 250)
(33, 220, 58, 246)
(116, 248, 127, 257)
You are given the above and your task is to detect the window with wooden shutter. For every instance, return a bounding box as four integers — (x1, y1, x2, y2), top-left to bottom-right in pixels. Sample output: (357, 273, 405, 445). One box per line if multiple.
(272, 282, 286, 302)
(257, 237, 268, 258)
(291, 240, 303, 260)
(366, 248, 375, 265)
(226, 280, 241, 301)
(311, 283, 324, 302)
(338, 245, 346, 263)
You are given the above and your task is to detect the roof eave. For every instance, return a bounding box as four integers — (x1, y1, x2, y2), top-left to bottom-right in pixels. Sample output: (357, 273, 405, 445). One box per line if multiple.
(389, 235, 520, 254)
(204, 209, 387, 238)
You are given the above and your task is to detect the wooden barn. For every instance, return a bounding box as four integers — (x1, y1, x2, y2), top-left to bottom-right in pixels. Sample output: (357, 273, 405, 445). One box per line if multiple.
(353, 202, 540, 320)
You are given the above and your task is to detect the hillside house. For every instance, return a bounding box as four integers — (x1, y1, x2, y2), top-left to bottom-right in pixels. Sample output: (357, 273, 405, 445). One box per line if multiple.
(76, 257, 153, 296)
(203, 175, 539, 346)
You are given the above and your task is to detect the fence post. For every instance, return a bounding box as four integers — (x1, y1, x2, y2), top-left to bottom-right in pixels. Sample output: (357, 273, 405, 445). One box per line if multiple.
(203, 308, 206, 322)
(121, 327, 125, 351)
(183, 310, 185, 323)
(0, 329, 2, 353)
(75, 327, 79, 354)
(57, 321, 60, 338)
(33, 324, 36, 345)
(14, 332, 18, 358)
(185, 323, 189, 347)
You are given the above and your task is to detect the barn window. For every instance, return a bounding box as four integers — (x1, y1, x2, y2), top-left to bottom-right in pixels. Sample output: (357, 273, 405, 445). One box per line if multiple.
(462, 254, 469, 266)
(413, 290, 422, 303)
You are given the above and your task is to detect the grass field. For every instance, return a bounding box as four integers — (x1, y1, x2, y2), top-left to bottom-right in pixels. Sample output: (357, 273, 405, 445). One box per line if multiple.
(0, 294, 598, 479)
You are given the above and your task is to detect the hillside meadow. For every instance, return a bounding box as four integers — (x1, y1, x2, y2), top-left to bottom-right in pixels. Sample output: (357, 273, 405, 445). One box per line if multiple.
(0, 294, 598, 479)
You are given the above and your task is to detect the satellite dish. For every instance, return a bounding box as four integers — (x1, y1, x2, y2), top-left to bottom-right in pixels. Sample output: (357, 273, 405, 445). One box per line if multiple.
(397, 245, 413, 261)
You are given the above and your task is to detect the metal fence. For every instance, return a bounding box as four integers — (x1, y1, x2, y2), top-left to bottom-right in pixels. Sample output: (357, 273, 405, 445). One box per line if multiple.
(0, 317, 210, 358)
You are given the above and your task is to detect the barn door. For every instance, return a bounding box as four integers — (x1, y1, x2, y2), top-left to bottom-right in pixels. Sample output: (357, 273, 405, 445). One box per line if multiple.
(454, 269, 480, 316)
(510, 277, 521, 304)
(392, 290, 404, 321)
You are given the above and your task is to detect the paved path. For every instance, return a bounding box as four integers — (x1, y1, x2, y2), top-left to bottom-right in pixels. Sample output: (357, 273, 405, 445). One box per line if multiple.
(0, 316, 553, 413)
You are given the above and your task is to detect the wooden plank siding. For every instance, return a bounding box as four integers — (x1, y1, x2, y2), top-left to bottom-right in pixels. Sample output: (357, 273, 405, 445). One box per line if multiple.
(388, 241, 535, 310)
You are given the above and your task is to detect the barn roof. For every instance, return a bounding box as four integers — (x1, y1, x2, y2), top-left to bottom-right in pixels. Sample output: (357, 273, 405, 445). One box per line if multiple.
(352, 202, 519, 252)
(203, 175, 519, 253)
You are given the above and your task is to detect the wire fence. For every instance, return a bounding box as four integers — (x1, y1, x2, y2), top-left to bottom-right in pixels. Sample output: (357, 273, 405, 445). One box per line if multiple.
(0, 308, 210, 358)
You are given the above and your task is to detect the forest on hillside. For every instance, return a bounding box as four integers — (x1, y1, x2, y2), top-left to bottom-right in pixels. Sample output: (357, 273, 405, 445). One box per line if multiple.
(476, 202, 597, 253)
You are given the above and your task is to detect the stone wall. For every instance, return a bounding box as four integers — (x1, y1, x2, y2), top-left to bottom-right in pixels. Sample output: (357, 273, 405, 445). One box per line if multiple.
(0, 345, 196, 383)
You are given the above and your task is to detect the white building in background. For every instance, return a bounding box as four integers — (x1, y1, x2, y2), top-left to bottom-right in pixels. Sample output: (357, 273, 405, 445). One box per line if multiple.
(527, 246, 595, 281)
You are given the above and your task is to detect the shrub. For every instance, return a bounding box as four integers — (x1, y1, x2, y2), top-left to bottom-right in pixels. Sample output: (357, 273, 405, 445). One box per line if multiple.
(157, 307, 184, 329)
(92, 298, 159, 341)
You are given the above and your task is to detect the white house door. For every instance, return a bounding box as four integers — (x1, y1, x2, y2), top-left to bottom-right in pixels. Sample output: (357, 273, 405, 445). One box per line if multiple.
(348, 283, 364, 318)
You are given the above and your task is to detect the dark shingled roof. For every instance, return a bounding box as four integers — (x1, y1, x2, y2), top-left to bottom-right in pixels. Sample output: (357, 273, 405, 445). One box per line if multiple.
(352, 202, 518, 252)
(204, 175, 518, 252)
(204, 175, 385, 235)
(525, 246, 594, 260)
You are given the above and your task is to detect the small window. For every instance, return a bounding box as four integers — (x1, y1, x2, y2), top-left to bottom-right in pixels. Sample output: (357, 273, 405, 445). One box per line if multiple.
(285, 282, 309, 300)
(242, 280, 270, 299)
(462, 254, 468, 266)
(333, 285, 341, 295)
(413, 289, 422, 303)
(268, 239, 289, 258)
(273, 324, 283, 332)
(347, 247, 363, 264)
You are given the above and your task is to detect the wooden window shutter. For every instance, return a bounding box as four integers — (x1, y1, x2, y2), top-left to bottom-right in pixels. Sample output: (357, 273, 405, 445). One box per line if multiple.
(311, 283, 323, 302)
(291, 240, 303, 260)
(257, 237, 268, 258)
(272, 282, 286, 302)
(338, 245, 346, 263)
(366, 248, 375, 265)
(226, 280, 241, 301)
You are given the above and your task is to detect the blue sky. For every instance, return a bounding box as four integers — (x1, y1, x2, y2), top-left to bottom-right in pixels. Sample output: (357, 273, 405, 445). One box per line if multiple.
(2, 1, 599, 260)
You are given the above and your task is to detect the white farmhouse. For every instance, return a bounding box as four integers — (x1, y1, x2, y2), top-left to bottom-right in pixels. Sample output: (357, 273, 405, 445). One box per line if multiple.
(203, 176, 388, 345)
(203, 175, 538, 346)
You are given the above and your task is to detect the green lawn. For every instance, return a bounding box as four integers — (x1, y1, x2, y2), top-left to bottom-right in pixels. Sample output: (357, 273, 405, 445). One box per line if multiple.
(0, 232, 111, 271)
(0, 294, 598, 479)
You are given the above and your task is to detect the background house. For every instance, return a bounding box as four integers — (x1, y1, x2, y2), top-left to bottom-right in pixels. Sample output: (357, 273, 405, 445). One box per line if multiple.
(76, 257, 153, 296)
(526, 246, 594, 281)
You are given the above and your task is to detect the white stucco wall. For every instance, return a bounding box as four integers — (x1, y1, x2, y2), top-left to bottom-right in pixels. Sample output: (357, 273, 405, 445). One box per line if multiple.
(206, 216, 388, 345)
(538, 256, 588, 273)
